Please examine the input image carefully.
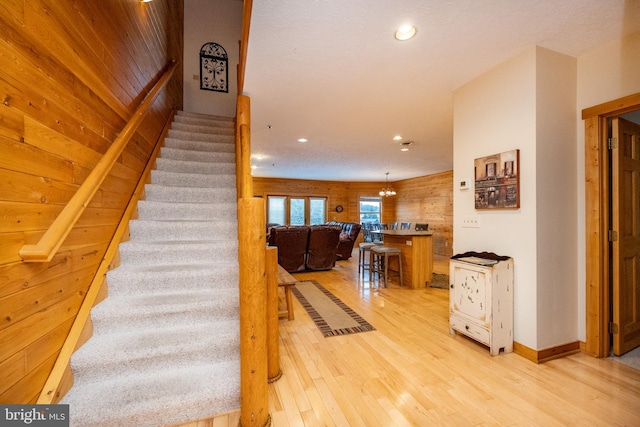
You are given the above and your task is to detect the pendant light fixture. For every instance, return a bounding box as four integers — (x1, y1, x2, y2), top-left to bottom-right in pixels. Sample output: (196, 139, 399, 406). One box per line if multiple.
(379, 172, 396, 197)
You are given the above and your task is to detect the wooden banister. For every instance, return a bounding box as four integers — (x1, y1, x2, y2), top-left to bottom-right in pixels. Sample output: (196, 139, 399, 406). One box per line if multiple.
(237, 0, 253, 94)
(19, 61, 178, 263)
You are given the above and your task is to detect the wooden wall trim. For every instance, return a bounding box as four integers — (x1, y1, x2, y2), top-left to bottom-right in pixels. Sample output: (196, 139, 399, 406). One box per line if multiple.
(514, 341, 581, 363)
(582, 92, 640, 120)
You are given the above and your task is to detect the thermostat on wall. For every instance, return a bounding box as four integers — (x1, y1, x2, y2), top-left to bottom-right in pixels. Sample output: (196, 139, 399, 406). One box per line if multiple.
(459, 179, 470, 190)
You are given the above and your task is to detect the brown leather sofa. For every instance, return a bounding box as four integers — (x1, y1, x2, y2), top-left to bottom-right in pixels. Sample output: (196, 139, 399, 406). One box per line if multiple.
(267, 225, 341, 272)
(325, 221, 362, 260)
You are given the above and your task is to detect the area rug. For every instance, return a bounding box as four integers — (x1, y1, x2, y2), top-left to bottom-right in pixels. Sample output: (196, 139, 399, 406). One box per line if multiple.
(291, 280, 376, 337)
(430, 273, 450, 289)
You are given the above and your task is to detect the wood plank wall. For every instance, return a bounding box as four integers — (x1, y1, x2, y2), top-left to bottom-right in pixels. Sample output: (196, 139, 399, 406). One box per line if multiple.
(0, 0, 183, 403)
(394, 171, 453, 257)
(252, 170, 453, 257)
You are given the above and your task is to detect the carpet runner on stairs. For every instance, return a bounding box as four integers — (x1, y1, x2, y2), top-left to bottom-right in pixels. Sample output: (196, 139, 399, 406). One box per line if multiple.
(61, 111, 240, 426)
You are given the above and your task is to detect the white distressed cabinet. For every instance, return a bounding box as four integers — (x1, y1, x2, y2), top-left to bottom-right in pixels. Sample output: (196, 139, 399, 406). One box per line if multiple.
(449, 255, 514, 356)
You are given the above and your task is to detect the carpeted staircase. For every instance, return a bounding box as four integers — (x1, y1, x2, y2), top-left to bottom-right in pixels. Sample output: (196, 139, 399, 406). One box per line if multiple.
(61, 111, 241, 426)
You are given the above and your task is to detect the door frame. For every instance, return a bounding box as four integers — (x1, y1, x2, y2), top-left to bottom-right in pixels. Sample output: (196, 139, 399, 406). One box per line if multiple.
(582, 92, 640, 357)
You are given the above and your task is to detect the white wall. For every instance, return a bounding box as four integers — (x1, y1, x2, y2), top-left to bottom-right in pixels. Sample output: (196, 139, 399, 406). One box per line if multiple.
(535, 47, 577, 349)
(453, 46, 578, 350)
(183, 0, 242, 117)
(575, 31, 640, 341)
(453, 46, 539, 349)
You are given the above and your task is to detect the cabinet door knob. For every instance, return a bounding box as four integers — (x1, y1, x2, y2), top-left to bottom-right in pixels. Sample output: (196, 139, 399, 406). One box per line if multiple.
(465, 325, 470, 330)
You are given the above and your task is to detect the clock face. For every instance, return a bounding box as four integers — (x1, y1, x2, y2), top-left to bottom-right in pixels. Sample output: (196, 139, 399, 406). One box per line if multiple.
(335, 205, 344, 213)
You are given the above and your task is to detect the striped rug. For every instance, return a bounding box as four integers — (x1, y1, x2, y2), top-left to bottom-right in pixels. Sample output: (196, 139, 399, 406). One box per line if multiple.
(291, 280, 376, 337)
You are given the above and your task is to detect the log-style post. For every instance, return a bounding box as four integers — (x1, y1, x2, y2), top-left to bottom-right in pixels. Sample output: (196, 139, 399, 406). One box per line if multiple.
(266, 246, 281, 382)
(238, 197, 269, 427)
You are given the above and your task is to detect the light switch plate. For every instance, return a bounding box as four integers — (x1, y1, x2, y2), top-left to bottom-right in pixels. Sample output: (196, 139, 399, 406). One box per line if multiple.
(462, 216, 480, 228)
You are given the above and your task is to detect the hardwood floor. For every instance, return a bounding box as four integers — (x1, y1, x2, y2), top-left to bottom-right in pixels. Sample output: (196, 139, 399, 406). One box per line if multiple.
(268, 253, 640, 426)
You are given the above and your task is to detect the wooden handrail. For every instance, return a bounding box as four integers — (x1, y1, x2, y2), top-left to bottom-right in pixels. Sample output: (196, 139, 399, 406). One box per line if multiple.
(19, 61, 178, 263)
(237, 0, 253, 94)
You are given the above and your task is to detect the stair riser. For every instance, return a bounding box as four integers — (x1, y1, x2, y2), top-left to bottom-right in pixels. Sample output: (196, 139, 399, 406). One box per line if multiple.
(144, 185, 236, 204)
(171, 122, 235, 135)
(168, 129, 233, 142)
(118, 247, 238, 266)
(137, 201, 237, 221)
(151, 170, 236, 188)
(106, 267, 239, 295)
(91, 299, 239, 332)
(172, 114, 235, 129)
(129, 221, 237, 241)
(163, 137, 235, 153)
(156, 158, 236, 175)
(160, 147, 236, 164)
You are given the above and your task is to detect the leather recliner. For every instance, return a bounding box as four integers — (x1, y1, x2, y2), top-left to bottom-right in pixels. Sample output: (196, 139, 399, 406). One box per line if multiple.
(267, 225, 341, 272)
(325, 221, 362, 260)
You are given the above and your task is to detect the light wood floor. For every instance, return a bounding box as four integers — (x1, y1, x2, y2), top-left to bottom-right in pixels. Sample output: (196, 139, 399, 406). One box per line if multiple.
(267, 253, 640, 426)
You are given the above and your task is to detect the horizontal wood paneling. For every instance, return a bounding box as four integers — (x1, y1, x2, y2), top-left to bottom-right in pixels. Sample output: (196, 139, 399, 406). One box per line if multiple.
(0, 0, 183, 402)
(253, 170, 453, 258)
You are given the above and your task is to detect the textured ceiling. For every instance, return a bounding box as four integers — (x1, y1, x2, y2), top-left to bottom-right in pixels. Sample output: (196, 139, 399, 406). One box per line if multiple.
(244, 0, 640, 182)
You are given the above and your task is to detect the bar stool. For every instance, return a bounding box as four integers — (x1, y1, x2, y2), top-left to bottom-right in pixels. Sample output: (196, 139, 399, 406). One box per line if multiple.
(369, 245, 403, 287)
(358, 242, 376, 278)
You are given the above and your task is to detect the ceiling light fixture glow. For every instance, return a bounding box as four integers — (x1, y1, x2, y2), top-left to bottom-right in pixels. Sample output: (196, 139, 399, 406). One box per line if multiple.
(393, 135, 403, 141)
(395, 25, 417, 41)
(297, 138, 308, 143)
(379, 172, 397, 197)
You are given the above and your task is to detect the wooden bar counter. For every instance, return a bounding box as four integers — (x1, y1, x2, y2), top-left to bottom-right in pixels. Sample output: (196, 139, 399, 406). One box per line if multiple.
(378, 230, 434, 289)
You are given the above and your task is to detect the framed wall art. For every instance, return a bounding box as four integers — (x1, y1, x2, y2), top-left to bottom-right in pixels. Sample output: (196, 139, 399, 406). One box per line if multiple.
(474, 149, 520, 209)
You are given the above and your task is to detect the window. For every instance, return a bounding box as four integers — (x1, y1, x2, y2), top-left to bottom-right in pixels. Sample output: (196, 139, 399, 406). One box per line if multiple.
(289, 198, 305, 225)
(267, 196, 327, 225)
(359, 196, 382, 224)
(267, 196, 286, 225)
(309, 198, 326, 225)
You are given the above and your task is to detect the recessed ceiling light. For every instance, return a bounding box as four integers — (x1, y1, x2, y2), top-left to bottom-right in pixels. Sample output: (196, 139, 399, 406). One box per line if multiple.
(393, 135, 403, 141)
(297, 138, 308, 143)
(395, 25, 417, 41)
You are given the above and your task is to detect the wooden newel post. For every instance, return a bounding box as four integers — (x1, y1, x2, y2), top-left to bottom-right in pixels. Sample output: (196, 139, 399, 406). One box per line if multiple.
(265, 246, 281, 382)
(238, 197, 270, 427)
